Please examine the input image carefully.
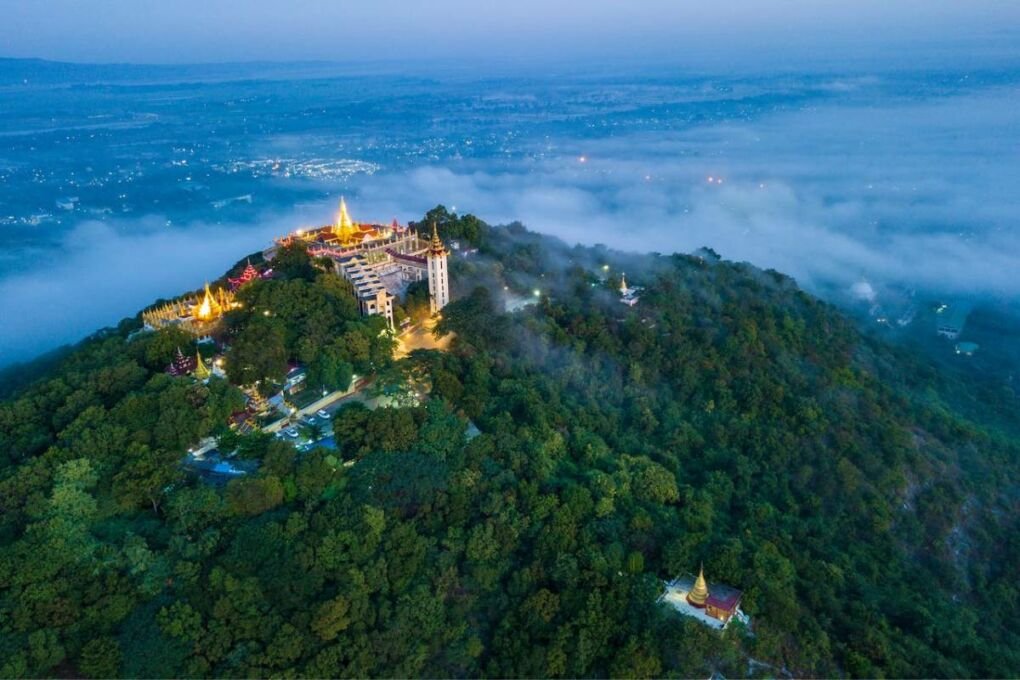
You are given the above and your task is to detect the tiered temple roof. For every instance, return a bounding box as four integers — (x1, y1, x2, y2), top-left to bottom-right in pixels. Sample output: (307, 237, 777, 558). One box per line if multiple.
(246, 387, 270, 415)
(167, 347, 197, 376)
(428, 221, 448, 256)
(228, 260, 270, 290)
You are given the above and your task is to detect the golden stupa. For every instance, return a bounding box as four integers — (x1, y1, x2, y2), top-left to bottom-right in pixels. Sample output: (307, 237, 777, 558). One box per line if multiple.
(193, 349, 211, 380)
(333, 197, 358, 243)
(687, 564, 710, 607)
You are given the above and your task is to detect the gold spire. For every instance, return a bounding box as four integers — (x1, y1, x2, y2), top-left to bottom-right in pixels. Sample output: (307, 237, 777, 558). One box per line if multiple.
(194, 283, 224, 321)
(687, 564, 710, 607)
(193, 349, 211, 380)
(334, 196, 357, 242)
(620, 273, 628, 294)
(217, 286, 232, 311)
(428, 221, 447, 255)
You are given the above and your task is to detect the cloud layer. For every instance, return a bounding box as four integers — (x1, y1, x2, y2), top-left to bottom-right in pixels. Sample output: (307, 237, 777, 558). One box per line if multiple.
(355, 83, 1020, 297)
(2, 76, 1018, 364)
(0, 210, 313, 362)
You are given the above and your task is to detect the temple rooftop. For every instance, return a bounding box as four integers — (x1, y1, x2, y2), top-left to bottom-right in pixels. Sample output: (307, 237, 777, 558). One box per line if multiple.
(660, 572, 748, 631)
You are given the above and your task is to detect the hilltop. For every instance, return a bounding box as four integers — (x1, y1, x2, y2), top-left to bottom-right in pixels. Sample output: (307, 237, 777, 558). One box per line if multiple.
(0, 208, 1018, 678)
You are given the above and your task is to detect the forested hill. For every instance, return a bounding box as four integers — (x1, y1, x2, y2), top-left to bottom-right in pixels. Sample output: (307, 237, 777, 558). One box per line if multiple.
(1, 209, 1018, 678)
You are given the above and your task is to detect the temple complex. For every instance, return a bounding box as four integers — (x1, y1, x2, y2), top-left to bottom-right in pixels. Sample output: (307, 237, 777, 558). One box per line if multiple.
(268, 198, 450, 328)
(660, 566, 747, 630)
(142, 282, 238, 335)
(619, 272, 642, 307)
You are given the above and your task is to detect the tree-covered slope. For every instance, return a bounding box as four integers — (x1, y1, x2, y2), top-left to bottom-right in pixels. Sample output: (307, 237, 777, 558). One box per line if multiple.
(0, 213, 1017, 678)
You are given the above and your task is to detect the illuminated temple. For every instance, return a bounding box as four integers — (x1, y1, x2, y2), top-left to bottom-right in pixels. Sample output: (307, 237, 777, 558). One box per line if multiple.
(268, 198, 449, 327)
(142, 282, 238, 335)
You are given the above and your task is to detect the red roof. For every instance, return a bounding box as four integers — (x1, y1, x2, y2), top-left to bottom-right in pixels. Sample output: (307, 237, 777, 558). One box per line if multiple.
(386, 248, 427, 265)
(706, 585, 742, 612)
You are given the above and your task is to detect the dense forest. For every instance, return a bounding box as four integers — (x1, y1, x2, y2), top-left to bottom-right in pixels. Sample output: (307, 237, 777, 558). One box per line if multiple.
(0, 207, 1017, 678)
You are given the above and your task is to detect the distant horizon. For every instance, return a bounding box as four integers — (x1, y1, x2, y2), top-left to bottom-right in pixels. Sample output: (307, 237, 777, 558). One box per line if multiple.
(4, 0, 1020, 71)
(3, 44, 1020, 82)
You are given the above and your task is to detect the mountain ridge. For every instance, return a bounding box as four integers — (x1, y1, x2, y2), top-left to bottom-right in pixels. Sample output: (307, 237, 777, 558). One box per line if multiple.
(0, 211, 1016, 677)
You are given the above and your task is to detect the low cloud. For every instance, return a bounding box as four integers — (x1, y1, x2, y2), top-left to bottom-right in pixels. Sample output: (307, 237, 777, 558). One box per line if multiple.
(0, 211, 312, 363)
(355, 83, 1020, 298)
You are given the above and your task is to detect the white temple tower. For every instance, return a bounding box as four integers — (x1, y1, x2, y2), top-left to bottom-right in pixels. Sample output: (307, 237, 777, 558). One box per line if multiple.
(426, 222, 450, 314)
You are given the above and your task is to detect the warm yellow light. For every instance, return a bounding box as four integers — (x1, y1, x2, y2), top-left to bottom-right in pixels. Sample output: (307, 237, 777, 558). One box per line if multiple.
(533, 289, 541, 297)
(197, 297, 212, 320)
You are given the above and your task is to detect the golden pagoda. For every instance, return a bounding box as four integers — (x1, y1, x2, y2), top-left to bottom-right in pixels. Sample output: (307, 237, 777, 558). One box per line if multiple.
(193, 349, 211, 380)
(687, 564, 710, 608)
(193, 283, 222, 322)
(619, 273, 629, 295)
(333, 197, 358, 243)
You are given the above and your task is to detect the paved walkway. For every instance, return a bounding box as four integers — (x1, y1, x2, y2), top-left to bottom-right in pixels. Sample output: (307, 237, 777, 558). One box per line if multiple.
(394, 317, 452, 359)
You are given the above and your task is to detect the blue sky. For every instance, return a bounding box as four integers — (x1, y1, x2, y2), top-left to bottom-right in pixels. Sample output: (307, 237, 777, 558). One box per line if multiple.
(3, 0, 1019, 66)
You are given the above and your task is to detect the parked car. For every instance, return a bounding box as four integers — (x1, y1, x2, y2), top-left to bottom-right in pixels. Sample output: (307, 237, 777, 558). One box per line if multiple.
(317, 409, 331, 419)
(303, 415, 317, 425)
(284, 428, 299, 438)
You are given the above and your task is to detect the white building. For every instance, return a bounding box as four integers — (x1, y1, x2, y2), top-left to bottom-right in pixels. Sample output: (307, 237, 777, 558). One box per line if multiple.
(426, 222, 450, 314)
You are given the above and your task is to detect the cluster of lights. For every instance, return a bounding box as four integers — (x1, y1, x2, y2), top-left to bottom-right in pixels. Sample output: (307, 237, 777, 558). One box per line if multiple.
(707, 176, 724, 184)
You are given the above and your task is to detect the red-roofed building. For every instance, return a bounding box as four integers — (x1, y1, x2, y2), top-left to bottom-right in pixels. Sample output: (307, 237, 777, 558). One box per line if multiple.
(661, 567, 747, 629)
